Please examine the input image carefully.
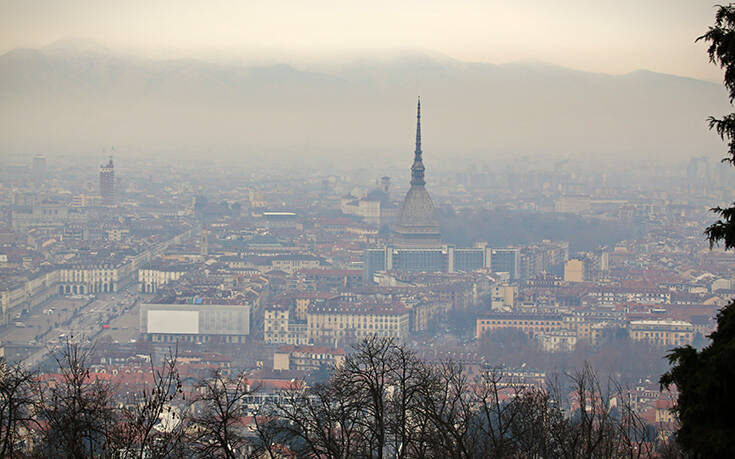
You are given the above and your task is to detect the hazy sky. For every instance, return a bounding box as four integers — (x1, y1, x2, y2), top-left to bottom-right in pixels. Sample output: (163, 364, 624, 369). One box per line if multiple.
(0, 0, 723, 80)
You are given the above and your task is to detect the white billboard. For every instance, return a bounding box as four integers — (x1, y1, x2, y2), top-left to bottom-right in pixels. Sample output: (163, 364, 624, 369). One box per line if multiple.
(147, 310, 199, 334)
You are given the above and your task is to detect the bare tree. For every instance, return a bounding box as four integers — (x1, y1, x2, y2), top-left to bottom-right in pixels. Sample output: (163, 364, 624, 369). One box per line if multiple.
(260, 337, 430, 459)
(413, 360, 482, 459)
(383, 342, 430, 459)
(111, 347, 187, 459)
(190, 369, 252, 459)
(550, 362, 656, 459)
(331, 336, 431, 458)
(0, 359, 37, 457)
(332, 336, 394, 459)
(257, 338, 663, 459)
(36, 340, 117, 458)
(261, 380, 366, 459)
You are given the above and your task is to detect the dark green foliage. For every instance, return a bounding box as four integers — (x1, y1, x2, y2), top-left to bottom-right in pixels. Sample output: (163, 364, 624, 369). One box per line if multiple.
(700, 4, 735, 249)
(704, 204, 735, 249)
(660, 6, 735, 457)
(660, 302, 735, 457)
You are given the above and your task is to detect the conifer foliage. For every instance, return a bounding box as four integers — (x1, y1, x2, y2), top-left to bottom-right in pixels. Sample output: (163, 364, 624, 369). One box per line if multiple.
(660, 5, 735, 457)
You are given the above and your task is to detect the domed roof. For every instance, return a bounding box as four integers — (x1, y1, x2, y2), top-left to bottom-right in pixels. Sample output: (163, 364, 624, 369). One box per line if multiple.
(365, 188, 390, 204)
(396, 185, 439, 229)
(391, 97, 442, 248)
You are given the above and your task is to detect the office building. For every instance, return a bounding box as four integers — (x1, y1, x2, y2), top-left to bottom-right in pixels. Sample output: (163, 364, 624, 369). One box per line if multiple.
(100, 157, 115, 206)
(32, 154, 46, 189)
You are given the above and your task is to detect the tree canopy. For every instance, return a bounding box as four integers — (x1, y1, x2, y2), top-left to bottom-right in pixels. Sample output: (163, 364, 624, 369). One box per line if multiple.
(660, 4, 735, 457)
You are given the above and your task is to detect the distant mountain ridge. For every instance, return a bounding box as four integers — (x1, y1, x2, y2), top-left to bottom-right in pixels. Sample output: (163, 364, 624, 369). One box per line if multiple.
(0, 44, 728, 164)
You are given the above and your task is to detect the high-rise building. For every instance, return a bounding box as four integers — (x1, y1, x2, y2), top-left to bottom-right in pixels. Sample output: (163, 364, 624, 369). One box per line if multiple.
(32, 154, 47, 189)
(489, 248, 520, 280)
(393, 98, 441, 248)
(200, 226, 209, 257)
(99, 157, 115, 205)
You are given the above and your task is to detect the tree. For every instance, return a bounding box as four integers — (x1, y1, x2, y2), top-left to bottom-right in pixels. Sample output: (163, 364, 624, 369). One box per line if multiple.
(701, 4, 735, 249)
(0, 359, 37, 457)
(333, 336, 430, 459)
(263, 337, 433, 458)
(562, 363, 654, 459)
(659, 5, 735, 457)
(262, 380, 367, 458)
(36, 340, 117, 458)
(660, 303, 735, 457)
(112, 347, 188, 459)
(190, 369, 252, 459)
(262, 337, 660, 458)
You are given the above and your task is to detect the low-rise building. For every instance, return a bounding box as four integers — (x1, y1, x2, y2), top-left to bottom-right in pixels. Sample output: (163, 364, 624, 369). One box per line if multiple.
(537, 330, 578, 352)
(476, 313, 564, 339)
(138, 263, 193, 293)
(307, 302, 410, 344)
(629, 319, 693, 347)
(58, 264, 121, 294)
(264, 305, 309, 345)
(273, 345, 345, 372)
(140, 301, 251, 344)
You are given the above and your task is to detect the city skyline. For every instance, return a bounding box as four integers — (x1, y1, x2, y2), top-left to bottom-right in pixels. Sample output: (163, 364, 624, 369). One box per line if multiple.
(1, 4, 734, 455)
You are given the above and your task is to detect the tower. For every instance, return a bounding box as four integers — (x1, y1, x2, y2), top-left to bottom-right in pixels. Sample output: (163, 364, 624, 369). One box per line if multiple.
(32, 154, 47, 189)
(200, 226, 209, 257)
(393, 98, 441, 248)
(380, 176, 391, 195)
(100, 157, 115, 206)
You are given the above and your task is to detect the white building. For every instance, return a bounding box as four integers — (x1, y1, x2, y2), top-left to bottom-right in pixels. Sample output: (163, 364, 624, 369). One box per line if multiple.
(537, 330, 578, 352)
(264, 306, 309, 345)
(58, 265, 120, 294)
(140, 302, 251, 344)
(138, 265, 191, 293)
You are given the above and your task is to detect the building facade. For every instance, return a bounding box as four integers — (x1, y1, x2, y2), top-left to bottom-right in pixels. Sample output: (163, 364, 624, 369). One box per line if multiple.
(629, 319, 693, 347)
(307, 302, 410, 344)
(364, 244, 492, 282)
(138, 265, 191, 293)
(58, 264, 120, 295)
(99, 157, 115, 206)
(140, 302, 251, 344)
(273, 345, 345, 372)
(476, 313, 565, 339)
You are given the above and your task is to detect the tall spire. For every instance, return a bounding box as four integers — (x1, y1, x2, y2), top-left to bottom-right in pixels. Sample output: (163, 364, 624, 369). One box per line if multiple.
(411, 97, 425, 186)
(415, 97, 422, 155)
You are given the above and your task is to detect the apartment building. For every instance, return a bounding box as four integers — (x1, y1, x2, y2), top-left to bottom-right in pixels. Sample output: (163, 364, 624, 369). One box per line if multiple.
(307, 302, 410, 344)
(629, 319, 693, 347)
(273, 345, 345, 371)
(264, 305, 309, 345)
(476, 313, 564, 339)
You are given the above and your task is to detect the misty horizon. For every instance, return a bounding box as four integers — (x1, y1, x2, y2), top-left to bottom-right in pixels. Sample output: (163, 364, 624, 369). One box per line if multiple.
(0, 38, 729, 167)
(3, 4, 735, 457)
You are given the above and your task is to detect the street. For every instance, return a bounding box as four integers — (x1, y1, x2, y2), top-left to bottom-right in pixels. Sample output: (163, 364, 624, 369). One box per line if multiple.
(0, 284, 142, 368)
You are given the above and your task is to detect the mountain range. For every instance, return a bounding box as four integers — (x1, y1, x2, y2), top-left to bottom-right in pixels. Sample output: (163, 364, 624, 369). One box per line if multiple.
(0, 41, 729, 166)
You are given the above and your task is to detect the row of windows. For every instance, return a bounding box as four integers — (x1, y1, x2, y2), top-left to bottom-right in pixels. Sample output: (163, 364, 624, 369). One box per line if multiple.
(310, 323, 400, 330)
(635, 331, 691, 337)
(320, 316, 399, 322)
(480, 320, 561, 326)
